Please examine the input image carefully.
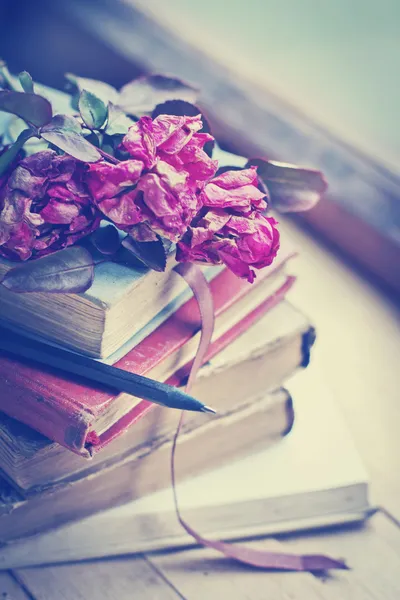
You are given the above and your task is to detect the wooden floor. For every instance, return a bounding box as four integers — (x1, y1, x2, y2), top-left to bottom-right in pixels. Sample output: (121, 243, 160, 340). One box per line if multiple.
(1, 220, 399, 599)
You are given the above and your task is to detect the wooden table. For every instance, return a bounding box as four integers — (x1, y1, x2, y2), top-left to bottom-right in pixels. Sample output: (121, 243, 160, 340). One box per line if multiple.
(1, 220, 399, 599)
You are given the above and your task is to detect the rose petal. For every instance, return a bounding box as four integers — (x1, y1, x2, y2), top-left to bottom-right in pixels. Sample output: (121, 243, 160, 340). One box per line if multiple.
(7, 166, 47, 196)
(87, 160, 144, 202)
(209, 167, 259, 190)
(203, 181, 266, 211)
(122, 116, 156, 169)
(152, 114, 202, 153)
(98, 189, 143, 228)
(40, 200, 81, 225)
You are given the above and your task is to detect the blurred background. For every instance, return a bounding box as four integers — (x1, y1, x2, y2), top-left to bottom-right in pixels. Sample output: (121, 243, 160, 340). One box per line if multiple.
(0, 0, 399, 293)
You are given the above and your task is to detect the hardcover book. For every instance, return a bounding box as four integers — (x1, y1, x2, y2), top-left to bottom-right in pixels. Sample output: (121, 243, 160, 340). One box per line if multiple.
(0, 300, 313, 492)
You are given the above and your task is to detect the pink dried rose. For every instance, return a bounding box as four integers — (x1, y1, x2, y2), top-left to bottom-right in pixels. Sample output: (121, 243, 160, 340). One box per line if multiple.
(177, 210, 280, 283)
(0, 150, 101, 261)
(86, 114, 218, 242)
(122, 114, 218, 182)
(176, 168, 279, 282)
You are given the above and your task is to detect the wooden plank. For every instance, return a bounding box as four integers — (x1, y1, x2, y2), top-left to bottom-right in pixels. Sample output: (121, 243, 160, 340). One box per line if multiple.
(0, 572, 31, 600)
(273, 512, 400, 600)
(148, 545, 327, 600)
(14, 557, 182, 600)
(147, 512, 400, 600)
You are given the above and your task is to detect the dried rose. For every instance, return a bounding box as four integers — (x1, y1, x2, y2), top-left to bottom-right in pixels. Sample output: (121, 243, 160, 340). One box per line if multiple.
(133, 160, 201, 242)
(122, 114, 218, 180)
(87, 114, 218, 242)
(176, 168, 279, 282)
(0, 150, 101, 261)
(177, 210, 280, 283)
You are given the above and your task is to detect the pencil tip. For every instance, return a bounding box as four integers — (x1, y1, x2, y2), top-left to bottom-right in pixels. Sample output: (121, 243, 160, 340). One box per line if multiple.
(201, 405, 217, 414)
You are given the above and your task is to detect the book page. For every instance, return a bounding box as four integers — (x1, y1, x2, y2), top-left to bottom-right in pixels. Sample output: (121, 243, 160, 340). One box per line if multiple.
(127, 368, 369, 513)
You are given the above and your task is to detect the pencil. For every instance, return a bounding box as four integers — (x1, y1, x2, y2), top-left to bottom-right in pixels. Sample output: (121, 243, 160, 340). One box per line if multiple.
(0, 325, 216, 414)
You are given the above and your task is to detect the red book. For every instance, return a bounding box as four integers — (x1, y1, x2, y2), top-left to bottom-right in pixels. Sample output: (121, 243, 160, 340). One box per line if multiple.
(0, 258, 295, 456)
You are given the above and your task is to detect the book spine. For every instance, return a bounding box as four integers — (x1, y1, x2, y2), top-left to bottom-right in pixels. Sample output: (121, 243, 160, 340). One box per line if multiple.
(0, 361, 92, 454)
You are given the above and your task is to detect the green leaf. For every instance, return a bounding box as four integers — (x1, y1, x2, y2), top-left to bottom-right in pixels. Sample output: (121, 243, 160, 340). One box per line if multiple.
(42, 113, 82, 134)
(41, 114, 101, 163)
(121, 234, 167, 272)
(119, 74, 199, 114)
(1, 246, 95, 294)
(246, 158, 328, 213)
(0, 91, 52, 127)
(79, 90, 107, 130)
(0, 129, 34, 176)
(105, 102, 134, 136)
(65, 73, 119, 106)
(18, 71, 34, 94)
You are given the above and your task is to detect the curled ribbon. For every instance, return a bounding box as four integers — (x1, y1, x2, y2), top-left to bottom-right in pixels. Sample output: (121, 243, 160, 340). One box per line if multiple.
(173, 262, 348, 571)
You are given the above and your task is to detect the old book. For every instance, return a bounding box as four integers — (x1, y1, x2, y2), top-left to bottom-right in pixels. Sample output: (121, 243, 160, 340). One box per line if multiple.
(0, 300, 313, 492)
(0, 260, 294, 456)
(0, 387, 294, 544)
(0, 371, 372, 568)
(0, 253, 195, 359)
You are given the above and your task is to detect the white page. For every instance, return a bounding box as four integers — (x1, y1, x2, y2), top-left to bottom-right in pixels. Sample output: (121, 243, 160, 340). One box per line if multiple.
(97, 369, 369, 521)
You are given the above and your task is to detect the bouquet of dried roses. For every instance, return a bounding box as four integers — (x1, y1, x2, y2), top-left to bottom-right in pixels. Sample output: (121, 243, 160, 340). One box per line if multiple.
(0, 65, 327, 293)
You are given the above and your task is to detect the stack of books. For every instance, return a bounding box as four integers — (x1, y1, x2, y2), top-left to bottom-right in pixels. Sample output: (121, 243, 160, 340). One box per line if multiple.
(0, 83, 372, 566)
(0, 204, 314, 544)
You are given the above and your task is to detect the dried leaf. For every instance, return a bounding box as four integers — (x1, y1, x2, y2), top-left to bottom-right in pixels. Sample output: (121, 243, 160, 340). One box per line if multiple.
(1, 246, 95, 293)
(41, 114, 101, 163)
(91, 224, 121, 255)
(119, 74, 198, 114)
(79, 90, 107, 130)
(18, 71, 34, 94)
(121, 234, 167, 272)
(0, 90, 52, 127)
(247, 158, 328, 213)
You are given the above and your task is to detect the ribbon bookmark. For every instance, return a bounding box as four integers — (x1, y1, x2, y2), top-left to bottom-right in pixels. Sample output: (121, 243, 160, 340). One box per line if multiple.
(173, 263, 348, 571)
